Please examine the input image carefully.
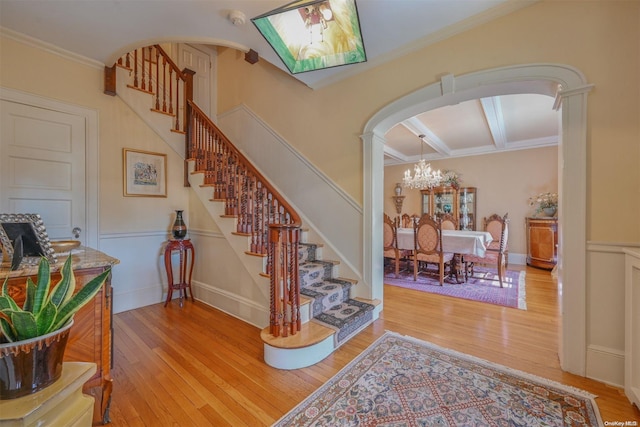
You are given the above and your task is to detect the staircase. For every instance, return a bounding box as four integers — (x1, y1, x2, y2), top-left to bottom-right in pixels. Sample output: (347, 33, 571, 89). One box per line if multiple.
(108, 44, 378, 369)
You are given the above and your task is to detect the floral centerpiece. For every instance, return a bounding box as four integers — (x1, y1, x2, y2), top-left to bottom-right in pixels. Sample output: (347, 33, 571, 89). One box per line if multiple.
(441, 170, 461, 189)
(529, 192, 558, 216)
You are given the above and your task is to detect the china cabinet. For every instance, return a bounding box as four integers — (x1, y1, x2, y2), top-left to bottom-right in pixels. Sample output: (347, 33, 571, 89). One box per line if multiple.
(526, 217, 558, 269)
(458, 187, 476, 230)
(421, 186, 459, 222)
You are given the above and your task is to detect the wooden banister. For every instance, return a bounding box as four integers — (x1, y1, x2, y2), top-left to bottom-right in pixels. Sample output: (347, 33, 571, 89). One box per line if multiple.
(187, 101, 302, 337)
(112, 45, 193, 134)
(107, 45, 301, 338)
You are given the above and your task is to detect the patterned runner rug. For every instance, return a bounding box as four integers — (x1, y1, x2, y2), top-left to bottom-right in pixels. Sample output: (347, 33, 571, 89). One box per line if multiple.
(273, 332, 602, 426)
(384, 264, 527, 310)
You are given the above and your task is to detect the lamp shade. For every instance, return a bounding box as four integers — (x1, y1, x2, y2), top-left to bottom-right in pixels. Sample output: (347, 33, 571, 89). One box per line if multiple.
(251, 0, 366, 74)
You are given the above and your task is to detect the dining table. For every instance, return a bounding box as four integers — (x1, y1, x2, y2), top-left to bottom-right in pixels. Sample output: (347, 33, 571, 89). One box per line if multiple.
(395, 227, 493, 282)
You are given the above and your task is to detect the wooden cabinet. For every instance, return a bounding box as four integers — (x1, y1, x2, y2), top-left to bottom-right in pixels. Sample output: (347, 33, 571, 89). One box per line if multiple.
(526, 217, 558, 269)
(3, 250, 117, 425)
(458, 187, 476, 230)
(422, 186, 478, 230)
(421, 186, 458, 220)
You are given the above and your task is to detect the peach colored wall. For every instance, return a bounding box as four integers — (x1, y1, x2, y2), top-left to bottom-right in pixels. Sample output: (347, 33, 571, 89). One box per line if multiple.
(384, 147, 558, 255)
(217, 0, 640, 244)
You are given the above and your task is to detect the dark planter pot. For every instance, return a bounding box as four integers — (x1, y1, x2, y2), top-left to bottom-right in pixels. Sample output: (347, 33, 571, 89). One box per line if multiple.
(0, 320, 73, 399)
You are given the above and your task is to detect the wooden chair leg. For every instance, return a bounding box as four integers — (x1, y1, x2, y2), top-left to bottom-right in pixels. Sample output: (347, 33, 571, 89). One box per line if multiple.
(413, 258, 418, 281)
(395, 255, 400, 278)
(438, 260, 444, 285)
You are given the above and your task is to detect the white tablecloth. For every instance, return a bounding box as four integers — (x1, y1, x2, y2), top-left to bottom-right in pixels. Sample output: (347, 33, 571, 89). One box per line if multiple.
(396, 228, 493, 257)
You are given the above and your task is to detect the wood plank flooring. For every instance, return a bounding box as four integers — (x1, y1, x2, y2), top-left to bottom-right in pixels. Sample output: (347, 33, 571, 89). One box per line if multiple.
(108, 266, 639, 426)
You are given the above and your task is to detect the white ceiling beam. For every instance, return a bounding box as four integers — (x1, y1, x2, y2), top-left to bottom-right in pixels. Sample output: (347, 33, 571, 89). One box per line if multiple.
(401, 117, 452, 156)
(480, 97, 508, 149)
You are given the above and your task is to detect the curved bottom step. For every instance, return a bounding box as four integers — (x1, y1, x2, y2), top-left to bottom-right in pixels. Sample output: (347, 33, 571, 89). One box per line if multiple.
(261, 322, 336, 369)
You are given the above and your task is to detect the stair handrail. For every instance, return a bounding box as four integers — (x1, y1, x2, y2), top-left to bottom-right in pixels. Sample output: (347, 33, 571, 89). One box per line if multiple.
(187, 101, 302, 338)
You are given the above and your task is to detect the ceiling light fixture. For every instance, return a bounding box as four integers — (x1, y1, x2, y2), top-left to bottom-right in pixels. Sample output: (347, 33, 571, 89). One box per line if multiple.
(403, 135, 442, 190)
(251, 0, 366, 74)
(229, 10, 247, 26)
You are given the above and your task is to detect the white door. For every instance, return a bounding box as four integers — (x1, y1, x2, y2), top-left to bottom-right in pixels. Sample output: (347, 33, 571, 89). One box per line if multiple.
(0, 100, 87, 243)
(178, 44, 213, 117)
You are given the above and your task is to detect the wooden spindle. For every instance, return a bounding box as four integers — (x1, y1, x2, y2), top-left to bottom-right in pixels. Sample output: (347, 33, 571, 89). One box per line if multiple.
(155, 49, 160, 110)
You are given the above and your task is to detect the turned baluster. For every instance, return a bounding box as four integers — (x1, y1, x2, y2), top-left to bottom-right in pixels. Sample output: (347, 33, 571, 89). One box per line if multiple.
(154, 49, 160, 110)
(173, 72, 179, 131)
(140, 48, 147, 91)
(133, 49, 139, 87)
(162, 58, 167, 112)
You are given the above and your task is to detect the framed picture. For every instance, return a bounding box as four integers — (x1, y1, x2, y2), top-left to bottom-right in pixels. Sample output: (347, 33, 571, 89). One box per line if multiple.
(0, 213, 56, 268)
(123, 149, 167, 197)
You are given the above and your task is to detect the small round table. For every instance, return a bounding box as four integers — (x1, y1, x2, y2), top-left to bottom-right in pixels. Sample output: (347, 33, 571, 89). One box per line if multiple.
(163, 238, 195, 307)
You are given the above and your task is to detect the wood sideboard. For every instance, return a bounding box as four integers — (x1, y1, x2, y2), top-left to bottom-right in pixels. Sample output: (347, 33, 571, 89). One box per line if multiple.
(526, 217, 558, 270)
(1, 248, 119, 425)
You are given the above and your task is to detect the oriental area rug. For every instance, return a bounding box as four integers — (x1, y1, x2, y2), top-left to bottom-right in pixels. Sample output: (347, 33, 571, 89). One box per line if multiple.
(384, 265, 527, 310)
(273, 332, 602, 427)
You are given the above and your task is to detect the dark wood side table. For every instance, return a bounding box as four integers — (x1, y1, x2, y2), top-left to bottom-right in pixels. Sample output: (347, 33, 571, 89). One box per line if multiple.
(163, 238, 195, 307)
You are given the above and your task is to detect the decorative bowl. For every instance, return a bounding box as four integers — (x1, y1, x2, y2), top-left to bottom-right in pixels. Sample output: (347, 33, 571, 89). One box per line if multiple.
(50, 240, 81, 253)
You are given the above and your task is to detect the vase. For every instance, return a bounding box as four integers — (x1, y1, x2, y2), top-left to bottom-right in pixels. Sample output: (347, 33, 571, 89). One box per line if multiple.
(542, 207, 557, 217)
(172, 210, 187, 239)
(0, 320, 73, 399)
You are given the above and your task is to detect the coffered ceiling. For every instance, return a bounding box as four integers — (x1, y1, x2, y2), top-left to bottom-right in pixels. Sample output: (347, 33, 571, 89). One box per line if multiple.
(384, 93, 560, 165)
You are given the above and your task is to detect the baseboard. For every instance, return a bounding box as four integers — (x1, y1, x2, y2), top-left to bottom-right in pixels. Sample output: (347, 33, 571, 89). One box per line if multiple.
(586, 344, 624, 388)
(193, 281, 269, 329)
(113, 285, 163, 314)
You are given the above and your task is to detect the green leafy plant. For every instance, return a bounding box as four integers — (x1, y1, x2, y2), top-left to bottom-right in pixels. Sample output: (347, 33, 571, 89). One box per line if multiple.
(0, 255, 110, 343)
(528, 192, 558, 214)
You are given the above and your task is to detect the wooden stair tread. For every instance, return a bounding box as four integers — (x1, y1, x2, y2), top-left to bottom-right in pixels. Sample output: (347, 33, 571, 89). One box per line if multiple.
(260, 322, 334, 349)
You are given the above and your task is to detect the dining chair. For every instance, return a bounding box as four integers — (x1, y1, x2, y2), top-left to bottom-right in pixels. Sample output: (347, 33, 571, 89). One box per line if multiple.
(439, 213, 458, 230)
(413, 214, 454, 285)
(465, 213, 509, 287)
(483, 213, 509, 268)
(383, 213, 401, 278)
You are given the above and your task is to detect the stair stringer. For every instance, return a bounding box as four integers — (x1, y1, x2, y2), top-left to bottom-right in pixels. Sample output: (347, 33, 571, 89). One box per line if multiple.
(187, 163, 270, 294)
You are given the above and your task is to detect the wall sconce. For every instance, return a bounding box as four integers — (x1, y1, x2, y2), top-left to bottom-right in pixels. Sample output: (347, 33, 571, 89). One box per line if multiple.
(392, 183, 404, 214)
(251, 0, 366, 74)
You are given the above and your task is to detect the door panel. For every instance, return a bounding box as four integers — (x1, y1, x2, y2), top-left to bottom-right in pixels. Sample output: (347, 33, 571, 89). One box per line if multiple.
(179, 44, 212, 116)
(1, 100, 86, 242)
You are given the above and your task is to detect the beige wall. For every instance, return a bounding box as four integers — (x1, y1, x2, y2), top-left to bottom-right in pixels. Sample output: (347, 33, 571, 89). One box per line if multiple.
(0, 35, 190, 235)
(216, 0, 640, 244)
(384, 147, 558, 256)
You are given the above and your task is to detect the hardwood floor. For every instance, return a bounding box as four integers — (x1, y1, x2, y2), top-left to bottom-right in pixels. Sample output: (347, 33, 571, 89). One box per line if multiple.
(108, 266, 639, 426)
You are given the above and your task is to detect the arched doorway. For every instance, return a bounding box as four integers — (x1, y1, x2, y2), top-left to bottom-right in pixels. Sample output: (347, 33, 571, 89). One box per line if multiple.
(361, 63, 593, 375)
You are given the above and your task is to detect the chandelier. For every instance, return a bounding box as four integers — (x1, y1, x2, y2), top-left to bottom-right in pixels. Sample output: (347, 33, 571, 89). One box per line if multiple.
(402, 135, 442, 190)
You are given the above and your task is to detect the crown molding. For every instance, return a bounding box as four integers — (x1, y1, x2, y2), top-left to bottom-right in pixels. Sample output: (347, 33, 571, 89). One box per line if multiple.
(0, 26, 104, 70)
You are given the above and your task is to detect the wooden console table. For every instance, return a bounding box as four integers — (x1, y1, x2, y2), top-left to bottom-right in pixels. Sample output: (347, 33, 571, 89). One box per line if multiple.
(164, 238, 195, 307)
(1, 248, 119, 425)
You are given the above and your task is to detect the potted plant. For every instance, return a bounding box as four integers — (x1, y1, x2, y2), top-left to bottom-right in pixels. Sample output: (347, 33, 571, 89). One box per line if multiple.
(528, 192, 558, 217)
(0, 255, 111, 399)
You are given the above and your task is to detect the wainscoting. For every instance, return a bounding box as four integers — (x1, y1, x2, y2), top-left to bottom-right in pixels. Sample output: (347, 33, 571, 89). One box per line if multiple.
(586, 241, 640, 387)
(625, 247, 640, 407)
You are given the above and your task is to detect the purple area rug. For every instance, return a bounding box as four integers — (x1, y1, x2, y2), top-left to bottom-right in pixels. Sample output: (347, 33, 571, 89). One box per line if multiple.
(384, 264, 526, 310)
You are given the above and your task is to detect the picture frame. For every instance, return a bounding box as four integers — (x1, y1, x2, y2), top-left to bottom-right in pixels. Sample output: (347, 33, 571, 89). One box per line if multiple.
(123, 148, 167, 197)
(0, 213, 56, 268)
